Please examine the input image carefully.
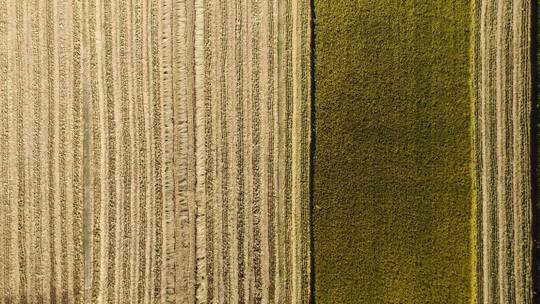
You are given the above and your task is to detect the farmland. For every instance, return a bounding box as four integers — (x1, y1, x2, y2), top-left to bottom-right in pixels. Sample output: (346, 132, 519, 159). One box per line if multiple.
(313, 0, 473, 302)
(472, 0, 533, 302)
(0, 0, 311, 303)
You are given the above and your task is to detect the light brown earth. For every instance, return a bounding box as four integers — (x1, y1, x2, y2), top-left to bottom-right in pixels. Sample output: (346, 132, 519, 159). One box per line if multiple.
(473, 0, 533, 302)
(0, 0, 311, 303)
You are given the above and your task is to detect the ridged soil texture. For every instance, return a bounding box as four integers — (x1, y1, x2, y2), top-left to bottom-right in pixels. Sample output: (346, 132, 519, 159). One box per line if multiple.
(0, 0, 311, 303)
(473, 0, 533, 303)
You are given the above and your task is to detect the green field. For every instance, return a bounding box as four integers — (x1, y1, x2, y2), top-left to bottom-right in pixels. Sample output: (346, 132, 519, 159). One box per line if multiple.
(313, 0, 473, 302)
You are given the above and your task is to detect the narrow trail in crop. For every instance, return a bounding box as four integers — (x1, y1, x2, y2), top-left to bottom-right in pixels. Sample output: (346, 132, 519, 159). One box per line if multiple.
(0, 0, 311, 303)
(474, 0, 532, 303)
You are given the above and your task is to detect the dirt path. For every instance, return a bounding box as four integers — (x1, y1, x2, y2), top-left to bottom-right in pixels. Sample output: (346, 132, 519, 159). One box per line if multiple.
(0, 0, 311, 303)
(473, 0, 532, 303)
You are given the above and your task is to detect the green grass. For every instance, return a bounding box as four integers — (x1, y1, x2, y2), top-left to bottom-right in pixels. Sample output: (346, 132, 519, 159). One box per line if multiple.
(313, 0, 473, 302)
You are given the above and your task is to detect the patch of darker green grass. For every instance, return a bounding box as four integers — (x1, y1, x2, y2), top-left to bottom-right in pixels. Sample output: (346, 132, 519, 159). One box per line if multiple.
(313, 0, 473, 302)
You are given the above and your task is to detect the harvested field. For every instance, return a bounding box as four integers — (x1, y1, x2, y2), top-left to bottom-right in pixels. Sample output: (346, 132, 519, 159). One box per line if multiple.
(473, 0, 533, 303)
(313, 0, 473, 302)
(0, 0, 311, 303)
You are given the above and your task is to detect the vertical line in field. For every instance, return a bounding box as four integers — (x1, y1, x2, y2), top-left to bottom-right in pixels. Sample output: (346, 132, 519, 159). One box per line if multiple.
(81, 0, 93, 301)
(110, 0, 123, 300)
(24, 1, 36, 301)
(300, 0, 311, 301)
(511, 0, 532, 301)
(225, 0, 239, 301)
(203, 0, 215, 300)
(185, 0, 199, 301)
(217, 0, 231, 301)
(503, 1, 516, 301)
(6, 1, 20, 300)
(249, 0, 263, 302)
(45, 0, 59, 300)
(257, 0, 272, 301)
(144, 0, 157, 301)
(473, 0, 484, 301)
(211, 0, 224, 302)
(102, 0, 117, 301)
(172, 0, 192, 301)
(233, 1, 246, 302)
(266, 1, 278, 301)
(24, 0, 37, 302)
(195, 0, 207, 300)
(128, 0, 139, 299)
(132, 0, 150, 302)
(125, 0, 139, 302)
(276, 0, 284, 300)
(23, 1, 36, 300)
(277, 0, 294, 301)
(149, 0, 163, 302)
(159, 0, 175, 301)
(489, 1, 500, 300)
(92, 0, 107, 301)
(217, 0, 229, 301)
(284, 0, 294, 300)
(57, 0, 67, 300)
(291, 0, 301, 300)
(278, 0, 285, 301)
(243, 0, 253, 301)
(117, 0, 133, 301)
(14, 0, 28, 300)
(58, 0, 76, 300)
(211, 0, 223, 299)
(65, 0, 77, 299)
(132, 0, 141, 301)
(495, 0, 516, 301)
(479, 0, 495, 301)
(72, 0, 84, 300)
(0, 0, 8, 300)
